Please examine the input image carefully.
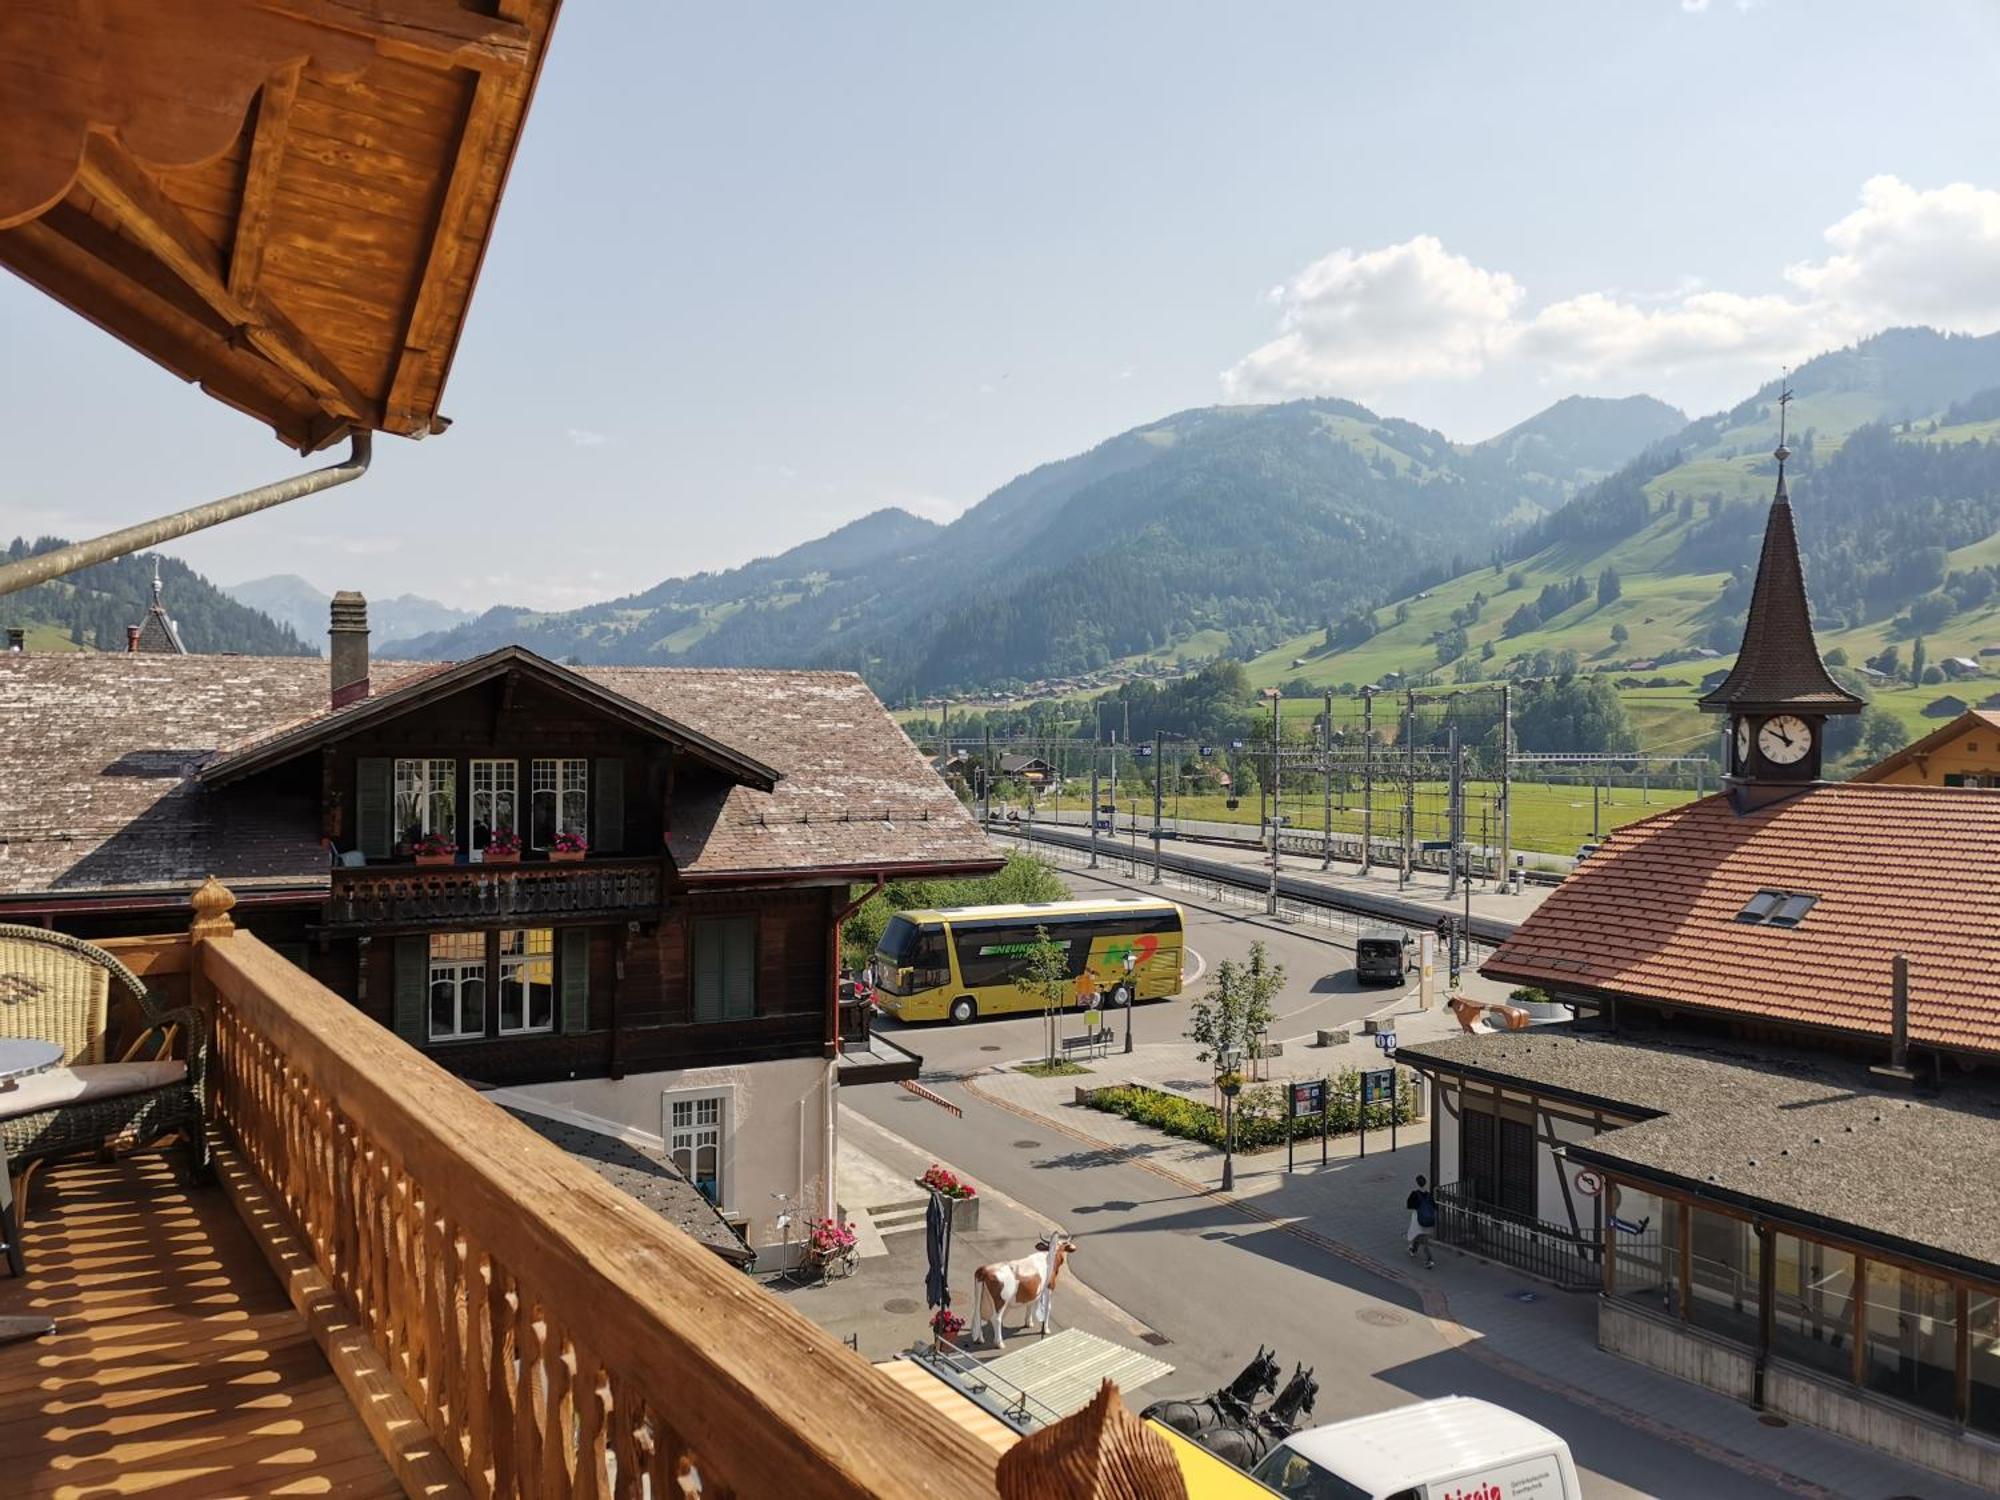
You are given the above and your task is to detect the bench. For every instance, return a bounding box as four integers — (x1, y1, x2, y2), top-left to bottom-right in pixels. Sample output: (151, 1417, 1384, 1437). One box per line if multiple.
(1061, 1024, 1111, 1059)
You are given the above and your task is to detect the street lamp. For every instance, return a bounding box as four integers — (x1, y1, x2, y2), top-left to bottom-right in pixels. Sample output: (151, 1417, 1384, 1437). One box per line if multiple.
(1120, 950, 1138, 1056)
(1218, 1047, 1245, 1192)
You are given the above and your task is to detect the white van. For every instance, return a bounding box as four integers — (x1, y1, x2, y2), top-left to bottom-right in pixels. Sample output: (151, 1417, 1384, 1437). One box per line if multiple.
(1250, 1396, 1581, 1500)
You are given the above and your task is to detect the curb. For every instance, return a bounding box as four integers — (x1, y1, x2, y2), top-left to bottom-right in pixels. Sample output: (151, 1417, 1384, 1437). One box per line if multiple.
(958, 1073, 1842, 1500)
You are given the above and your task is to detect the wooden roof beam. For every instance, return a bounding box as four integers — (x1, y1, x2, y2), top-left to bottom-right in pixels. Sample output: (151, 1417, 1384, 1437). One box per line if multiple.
(252, 0, 530, 76)
(229, 64, 302, 302)
(74, 132, 378, 430)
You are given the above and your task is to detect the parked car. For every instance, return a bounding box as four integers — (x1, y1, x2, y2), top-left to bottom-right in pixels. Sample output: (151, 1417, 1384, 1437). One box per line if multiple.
(1252, 1396, 1581, 1500)
(1574, 842, 1602, 862)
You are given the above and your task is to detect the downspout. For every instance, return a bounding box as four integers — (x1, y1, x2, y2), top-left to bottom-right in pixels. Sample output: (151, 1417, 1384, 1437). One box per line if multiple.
(0, 432, 372, 596)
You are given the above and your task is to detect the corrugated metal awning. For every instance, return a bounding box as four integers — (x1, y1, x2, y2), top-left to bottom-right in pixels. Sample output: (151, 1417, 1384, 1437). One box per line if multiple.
(979, 1328, 1174, 1418)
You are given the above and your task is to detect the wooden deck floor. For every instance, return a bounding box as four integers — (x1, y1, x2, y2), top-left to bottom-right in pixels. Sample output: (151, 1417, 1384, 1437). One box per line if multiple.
(0, 1154, 403, 1499)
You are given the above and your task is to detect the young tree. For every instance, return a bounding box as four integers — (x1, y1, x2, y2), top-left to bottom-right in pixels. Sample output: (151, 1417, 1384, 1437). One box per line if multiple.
(1186, 942, 1286, 1078)
(1609, 622, 1630, 646)
(1014, 924, 1075, 1064)
(1856, 706, 1908, 764)
(1597, 566, 1622, 607)
(1911, 635, 1928, 687)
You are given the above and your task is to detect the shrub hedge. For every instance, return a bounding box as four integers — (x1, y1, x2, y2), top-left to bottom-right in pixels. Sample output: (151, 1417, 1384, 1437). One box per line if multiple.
(1083, 1070, 1415, 1152)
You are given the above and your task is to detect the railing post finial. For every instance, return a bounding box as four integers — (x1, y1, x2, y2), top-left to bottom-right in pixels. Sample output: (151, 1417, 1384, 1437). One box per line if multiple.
(996, 1380, 1187, 1499)
(190, 875, 238, 941)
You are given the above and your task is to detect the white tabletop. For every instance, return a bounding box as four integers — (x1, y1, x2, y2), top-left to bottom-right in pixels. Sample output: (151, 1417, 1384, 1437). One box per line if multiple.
(0, 1038, 63, 1084)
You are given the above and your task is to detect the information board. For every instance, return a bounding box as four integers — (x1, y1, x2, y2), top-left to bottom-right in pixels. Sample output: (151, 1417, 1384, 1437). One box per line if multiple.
(1360, 1068, 1396, 1106)
(1290, 1079, 1327, 1119)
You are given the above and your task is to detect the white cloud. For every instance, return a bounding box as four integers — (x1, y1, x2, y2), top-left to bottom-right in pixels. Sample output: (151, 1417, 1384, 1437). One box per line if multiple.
(1222, 235, 1523, 399)
(1224, 177, 2000, 411)
(1680, 0, 1712, 13)
(565, 427, 608, 448)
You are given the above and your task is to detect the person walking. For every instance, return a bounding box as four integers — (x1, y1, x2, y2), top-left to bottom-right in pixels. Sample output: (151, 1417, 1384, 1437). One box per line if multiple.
(1406, 1174, 1437, 1269)
(1073, 967, 1100, 1013)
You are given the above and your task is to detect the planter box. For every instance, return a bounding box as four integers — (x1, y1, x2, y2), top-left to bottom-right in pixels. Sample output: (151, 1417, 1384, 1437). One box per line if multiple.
(947, 1194, 979, 1232)
(550, 848, 586, 863)
(414, 852, 455, 867)
(483, 849, 522, 865)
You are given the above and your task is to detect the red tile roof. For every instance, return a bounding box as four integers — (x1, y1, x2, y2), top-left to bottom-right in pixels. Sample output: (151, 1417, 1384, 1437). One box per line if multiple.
(1483, 783, 2000, 1056)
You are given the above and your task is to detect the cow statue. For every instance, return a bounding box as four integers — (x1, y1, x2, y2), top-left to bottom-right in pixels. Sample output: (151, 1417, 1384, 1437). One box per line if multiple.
(972, 1231, 1078, 1348)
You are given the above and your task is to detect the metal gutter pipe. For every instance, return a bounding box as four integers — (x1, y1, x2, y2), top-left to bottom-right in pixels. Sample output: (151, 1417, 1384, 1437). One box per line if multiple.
(0, 431, 372, 597)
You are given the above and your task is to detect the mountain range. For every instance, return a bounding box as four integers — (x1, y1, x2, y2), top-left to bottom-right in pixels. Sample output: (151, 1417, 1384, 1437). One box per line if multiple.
(383, 392, 1687, 693)
(223, 574, 472, 651)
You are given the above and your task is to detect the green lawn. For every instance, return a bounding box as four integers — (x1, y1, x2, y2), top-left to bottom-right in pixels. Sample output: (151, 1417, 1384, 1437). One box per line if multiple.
(1080, 779, 1702, 857)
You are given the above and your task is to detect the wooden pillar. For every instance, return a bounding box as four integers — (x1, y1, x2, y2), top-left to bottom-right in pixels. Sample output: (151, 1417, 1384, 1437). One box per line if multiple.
(1851, 1258, 1868, 1388)
(1957, 1284, 1971, 1426)
(1678, 1202, 1693, 1322)
(610, 924, 629, 1081)
(1753, 1221, 1775, 1409)
(187, 875, 237, 1013)
(996, 1380, 1186, 1500)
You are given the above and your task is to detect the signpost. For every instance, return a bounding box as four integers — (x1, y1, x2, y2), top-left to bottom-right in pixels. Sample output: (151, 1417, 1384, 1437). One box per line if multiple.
(1358, 1067, 1396, 1158)
(1288, 1079, 1329, 1171)
(1574, 1168, 1603, 1198)
(1418, 932, 1436, 1011)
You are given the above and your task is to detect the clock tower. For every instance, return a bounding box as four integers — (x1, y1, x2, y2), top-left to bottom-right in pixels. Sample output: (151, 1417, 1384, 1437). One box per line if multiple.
(1698, 384, 1861, 806)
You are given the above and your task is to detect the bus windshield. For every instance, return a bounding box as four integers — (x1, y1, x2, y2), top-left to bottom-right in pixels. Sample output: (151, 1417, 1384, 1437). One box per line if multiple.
(874, 916, 947, 996)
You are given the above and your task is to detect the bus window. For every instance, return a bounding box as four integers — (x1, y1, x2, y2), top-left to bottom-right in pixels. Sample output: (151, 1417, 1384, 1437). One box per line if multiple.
(877, 916, 950, 994)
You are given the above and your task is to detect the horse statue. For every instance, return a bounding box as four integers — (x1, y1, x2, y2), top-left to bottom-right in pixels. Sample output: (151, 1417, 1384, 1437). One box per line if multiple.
(1195, 1363, 1319, 1473)
(1139, 1345, 1281, 1438)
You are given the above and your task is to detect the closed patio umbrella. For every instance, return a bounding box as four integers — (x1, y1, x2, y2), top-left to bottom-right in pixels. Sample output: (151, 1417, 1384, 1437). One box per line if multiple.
(924, 1188, 953, 1311)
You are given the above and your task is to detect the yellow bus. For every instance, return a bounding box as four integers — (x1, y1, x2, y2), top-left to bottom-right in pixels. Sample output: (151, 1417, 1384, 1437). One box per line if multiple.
(872, 897, 1185, 1024)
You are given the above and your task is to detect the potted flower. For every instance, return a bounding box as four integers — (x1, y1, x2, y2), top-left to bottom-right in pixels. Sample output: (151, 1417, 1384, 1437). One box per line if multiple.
(929, 1306, 967, 1349)
(917, 1163, 979, 1231)
(484, 828, 522, 865)
(412, 832, 457, 867)
(806, 1216, 857, 1277)
(551, 830, 588, 863)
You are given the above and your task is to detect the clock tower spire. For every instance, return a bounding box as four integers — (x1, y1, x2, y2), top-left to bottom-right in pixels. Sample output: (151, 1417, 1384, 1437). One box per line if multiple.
(1699, 375, 1861, 803)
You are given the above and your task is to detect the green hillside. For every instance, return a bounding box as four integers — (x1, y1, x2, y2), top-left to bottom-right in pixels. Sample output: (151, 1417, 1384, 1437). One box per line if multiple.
(1, 539, 312, 657)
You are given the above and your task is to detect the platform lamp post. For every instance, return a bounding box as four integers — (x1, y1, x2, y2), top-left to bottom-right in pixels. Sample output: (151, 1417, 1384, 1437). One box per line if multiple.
(1121, 950, 1138, 1056)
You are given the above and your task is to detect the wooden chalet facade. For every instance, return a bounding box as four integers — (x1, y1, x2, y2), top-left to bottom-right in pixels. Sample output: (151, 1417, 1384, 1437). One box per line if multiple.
(0, 604, 998, 1259)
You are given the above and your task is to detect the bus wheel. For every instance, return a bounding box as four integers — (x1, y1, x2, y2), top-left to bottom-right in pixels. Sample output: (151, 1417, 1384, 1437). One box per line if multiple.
(1109, 985, 1132, 1008)
(948, 996, 978, 1025)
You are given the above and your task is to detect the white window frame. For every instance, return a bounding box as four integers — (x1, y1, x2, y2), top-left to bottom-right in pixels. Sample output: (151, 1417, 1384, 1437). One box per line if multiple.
(395, 757, 458, 843)
(469, 758, 519, 847)
(427, 932, 486, 1042)
(531, 757, 588, 850)
(663, 1087, 733, 1210)
(495, 928, 556, 1036)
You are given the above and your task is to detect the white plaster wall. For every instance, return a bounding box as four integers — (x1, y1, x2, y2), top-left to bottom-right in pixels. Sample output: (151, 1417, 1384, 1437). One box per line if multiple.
(1539, 1114, 1605, 1230)
(1435, 1081, 1461, 1185)
(492, 1055, 835, 1263)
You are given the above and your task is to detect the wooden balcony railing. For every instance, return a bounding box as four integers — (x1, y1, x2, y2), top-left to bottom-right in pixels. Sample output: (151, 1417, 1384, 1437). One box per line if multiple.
(186, 883, 1010, 1499)
(327, 856, 663, 929)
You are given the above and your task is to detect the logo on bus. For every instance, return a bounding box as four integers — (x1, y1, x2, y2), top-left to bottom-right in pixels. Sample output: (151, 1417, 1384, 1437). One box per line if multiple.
(1106, 935, 1160, 967)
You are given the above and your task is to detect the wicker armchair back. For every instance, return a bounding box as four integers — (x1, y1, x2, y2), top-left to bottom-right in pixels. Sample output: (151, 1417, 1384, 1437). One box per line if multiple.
(0, 926, 145, 1066)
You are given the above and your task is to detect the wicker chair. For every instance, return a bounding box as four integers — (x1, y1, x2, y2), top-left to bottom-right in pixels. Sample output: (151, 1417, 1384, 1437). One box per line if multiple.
(0, 925, 210, 1214)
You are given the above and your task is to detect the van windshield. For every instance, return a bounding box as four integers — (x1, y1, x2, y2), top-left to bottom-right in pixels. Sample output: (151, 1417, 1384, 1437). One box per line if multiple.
(1251, 1446, 1374, 1500)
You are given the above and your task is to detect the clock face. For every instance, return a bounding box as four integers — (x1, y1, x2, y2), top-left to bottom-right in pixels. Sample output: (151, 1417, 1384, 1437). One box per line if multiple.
(1757, 714, 1813, 765)
(1734, 718, 1752, 767)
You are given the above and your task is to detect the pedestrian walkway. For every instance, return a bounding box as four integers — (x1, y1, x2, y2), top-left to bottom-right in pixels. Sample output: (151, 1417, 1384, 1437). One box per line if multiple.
(960, 1057, 1994, 1500)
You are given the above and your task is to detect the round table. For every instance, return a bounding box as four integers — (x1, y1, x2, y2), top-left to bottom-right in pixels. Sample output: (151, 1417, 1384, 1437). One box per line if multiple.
(0, 1037, 65, 1341)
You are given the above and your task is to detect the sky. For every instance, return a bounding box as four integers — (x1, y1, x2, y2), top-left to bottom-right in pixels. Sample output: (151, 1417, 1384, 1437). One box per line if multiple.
(6, 0, 2000, 616)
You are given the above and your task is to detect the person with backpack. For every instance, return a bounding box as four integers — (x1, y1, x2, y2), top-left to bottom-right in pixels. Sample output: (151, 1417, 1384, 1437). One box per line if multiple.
(1406, 1174, 1437, 1269)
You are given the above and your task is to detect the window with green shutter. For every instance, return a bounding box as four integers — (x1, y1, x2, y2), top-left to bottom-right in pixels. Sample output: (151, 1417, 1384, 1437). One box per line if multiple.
(592, 757, 624, 853)
(692, 916, 756, 1022)
(356, 758, 393, 858)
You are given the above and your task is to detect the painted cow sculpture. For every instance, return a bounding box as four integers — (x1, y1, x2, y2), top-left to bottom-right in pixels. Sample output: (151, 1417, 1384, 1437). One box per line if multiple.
(972, 1232, 1077, 1348)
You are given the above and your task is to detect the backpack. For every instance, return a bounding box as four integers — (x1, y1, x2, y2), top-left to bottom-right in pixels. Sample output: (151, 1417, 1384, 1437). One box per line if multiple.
(1415, 1193, 1436, 1229)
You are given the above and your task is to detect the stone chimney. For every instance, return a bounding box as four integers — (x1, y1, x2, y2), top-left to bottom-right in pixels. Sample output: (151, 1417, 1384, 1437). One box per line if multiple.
(329, 591, 370, 709)
(127, 625, 141, 652)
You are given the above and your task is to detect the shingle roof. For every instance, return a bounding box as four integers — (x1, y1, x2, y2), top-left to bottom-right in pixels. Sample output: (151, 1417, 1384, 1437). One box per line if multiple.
(1849, 707, 2000, 783)
(1696, 474, 1861, 716)
(1398, 1027, 2000, 1278)
(0, 652, 996, 900)
(1482, 783, 2000, 1056)
(500, 1108, 752, 1265)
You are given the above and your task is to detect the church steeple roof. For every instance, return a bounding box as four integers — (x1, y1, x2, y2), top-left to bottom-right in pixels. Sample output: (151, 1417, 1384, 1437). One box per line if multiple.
(1698, 385, 1861, 717)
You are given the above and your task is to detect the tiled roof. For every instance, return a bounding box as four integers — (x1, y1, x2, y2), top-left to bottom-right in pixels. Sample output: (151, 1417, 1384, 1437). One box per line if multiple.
(1849, 707, 2000, 783)
(499, 1108, 751, 1264)
(1398, 1027, 2000, 1277)
(1483, 783, 2000, 1056)
(0, 652, 995, 900)
(1696, 477, 1862, 715)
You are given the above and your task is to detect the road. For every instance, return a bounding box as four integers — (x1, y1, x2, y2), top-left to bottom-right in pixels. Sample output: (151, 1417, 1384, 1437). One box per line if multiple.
(844, 867, 1927, 1500)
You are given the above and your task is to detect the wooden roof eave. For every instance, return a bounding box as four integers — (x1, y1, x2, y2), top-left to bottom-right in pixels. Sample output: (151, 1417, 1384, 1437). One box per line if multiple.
(199, 647, 783, 791)
(0, 0, 562, 451)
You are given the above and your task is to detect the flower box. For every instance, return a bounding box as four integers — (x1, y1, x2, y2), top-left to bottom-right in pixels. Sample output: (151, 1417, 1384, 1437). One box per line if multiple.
(550, 848, 585, 863)
(482, 849, 521, 865)
(948, 1194, 979, 1232)
(414, 852, 455, 867)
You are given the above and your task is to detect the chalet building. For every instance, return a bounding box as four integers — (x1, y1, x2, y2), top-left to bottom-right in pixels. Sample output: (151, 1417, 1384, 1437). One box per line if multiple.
(1399, 423, 2000, 1488)
(1852, 706, 2000, 788)
(998, 753, 1055, 787)
(0, 597, 998, 1263)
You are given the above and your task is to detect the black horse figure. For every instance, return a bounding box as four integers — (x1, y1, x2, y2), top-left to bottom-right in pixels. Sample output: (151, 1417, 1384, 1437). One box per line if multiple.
(1196, 1363, 1319, 1474)
(1139, 1345, 1281, 1438)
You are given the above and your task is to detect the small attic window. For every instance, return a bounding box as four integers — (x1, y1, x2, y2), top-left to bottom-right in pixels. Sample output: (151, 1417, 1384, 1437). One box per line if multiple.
(1736, 890, 1818, 928)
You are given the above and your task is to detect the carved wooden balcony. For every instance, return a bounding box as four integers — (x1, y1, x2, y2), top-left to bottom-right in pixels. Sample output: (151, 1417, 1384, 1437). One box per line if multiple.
(327, 855, 665, 929)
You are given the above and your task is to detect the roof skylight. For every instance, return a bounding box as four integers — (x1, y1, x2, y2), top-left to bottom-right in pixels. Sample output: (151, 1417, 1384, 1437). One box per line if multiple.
(1735, 890, 1819, 928)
